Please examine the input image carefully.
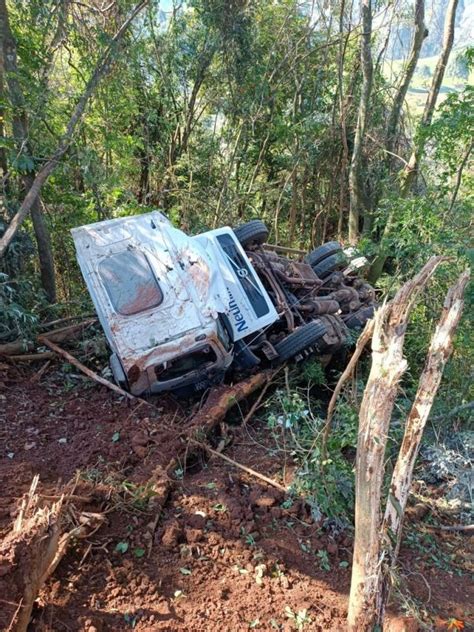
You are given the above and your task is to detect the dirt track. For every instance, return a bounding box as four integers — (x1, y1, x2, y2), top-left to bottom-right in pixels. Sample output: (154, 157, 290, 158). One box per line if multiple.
(0, 363, 472, 631)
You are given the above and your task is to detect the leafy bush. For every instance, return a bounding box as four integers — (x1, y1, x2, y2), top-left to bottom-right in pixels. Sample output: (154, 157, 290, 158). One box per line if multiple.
(265, 382, 359, 523)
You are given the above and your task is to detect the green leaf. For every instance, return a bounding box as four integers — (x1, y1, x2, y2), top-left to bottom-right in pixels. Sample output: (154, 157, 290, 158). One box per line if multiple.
(339, 560, 349, 568)
(115, 541, 129, 554)
(112, 431, 120, 443)
(179, 567, 192, 575)
(133, 547, 146, 558)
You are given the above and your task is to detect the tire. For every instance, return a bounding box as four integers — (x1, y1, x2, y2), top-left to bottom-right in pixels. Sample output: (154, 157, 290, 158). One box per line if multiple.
(344, 305, 375, 329)
(273, 320, 327, 362)
(313, 251, 348, 279)
(233, 219, 269, 248)
(305, 241, 342, 268)
(317, 314, 349, 352)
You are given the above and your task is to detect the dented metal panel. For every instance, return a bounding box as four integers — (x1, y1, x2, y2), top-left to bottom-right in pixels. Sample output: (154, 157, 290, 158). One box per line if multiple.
(72, 212, 227, 370)
(71, 212, 278, 394)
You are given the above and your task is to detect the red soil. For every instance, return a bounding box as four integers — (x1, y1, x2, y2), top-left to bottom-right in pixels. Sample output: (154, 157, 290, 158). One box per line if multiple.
(0, 363, 472, 631)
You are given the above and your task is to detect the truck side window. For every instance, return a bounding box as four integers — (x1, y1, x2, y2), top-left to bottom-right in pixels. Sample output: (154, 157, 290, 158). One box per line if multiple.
(99, 250, 163, 315)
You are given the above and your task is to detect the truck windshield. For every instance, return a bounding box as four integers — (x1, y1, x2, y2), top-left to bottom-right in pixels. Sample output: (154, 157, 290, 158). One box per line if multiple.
(216, 233, 270, 317)
(99, 250, 163, 316)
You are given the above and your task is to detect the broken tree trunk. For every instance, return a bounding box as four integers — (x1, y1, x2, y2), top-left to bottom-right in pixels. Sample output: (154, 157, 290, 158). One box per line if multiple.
(373, 268, 470, 624)
(347, 255, 445, 631)
(188, 371, 272, 435)
(0, 477, 104, 632)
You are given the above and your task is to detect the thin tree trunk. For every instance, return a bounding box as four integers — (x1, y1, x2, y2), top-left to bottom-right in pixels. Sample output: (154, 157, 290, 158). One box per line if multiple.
(448, 140, 473, 212)
(385, 0, 427, 159)
(337, 0, 350, 240)
(348, 0, 373, 244)
(0, 0, 56, 300)
(28, 179, 57, 302)
(402, 0, 459, 193)
(373, 268, 470, 625)
(0, 0, 149, 259)
(0, 64, 8, 193)
(347, 255, 445, 631)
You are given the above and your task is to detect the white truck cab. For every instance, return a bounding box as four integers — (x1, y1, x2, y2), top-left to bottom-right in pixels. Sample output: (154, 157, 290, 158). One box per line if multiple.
(72, 211, 278, 395)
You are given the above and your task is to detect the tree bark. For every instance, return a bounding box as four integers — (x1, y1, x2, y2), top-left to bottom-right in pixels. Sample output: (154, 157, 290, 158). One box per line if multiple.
(0, 0, 149, 259)
(347, 255, 445, 631)
(373, 268, 470, 625)
(348, 0, 373, 244)
(385, 0, 427, 159)
(0, 62, 8, 192)
(402, 0, 459, 193)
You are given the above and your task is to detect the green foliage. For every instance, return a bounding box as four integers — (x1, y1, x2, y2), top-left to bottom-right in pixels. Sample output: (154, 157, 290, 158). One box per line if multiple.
(0, 0, 471, 449)
(266, 386, 358, 522)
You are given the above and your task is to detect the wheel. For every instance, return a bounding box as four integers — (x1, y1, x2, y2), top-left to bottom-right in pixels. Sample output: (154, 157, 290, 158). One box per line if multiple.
(313, 251, 348, 279)
(343, 305, 375, 329)
(273, 320, 327, 362)
(233, 219, 269, 248)
(305, 241, 342, 268)
(317, 314, 349, 352)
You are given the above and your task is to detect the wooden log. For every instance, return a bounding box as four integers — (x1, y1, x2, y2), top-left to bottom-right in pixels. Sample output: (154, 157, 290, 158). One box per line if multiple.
(263, 243, 306, 256)
(347, 255, 446, 632)
(188, 371, 272, 435)
(39, 314, 95, 330)
(0, 319, 96, 357)
(40, 318, 96, 343)
(0, 341, 33, 356)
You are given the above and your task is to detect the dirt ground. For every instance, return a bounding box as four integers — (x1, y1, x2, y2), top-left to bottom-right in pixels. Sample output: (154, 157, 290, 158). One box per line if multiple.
(0, 362, 472, 632)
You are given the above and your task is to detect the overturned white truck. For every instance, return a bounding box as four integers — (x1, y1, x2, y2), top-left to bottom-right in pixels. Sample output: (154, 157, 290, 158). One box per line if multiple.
(72, 212, 375, 396)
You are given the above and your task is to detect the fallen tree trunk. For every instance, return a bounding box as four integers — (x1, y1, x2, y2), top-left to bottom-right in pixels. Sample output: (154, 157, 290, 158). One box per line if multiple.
(0, 319, 96, 357)
(6, 352, 56, 362)
(188, 371, 272, 435)
(347, 255, 446, 631)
